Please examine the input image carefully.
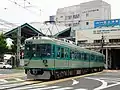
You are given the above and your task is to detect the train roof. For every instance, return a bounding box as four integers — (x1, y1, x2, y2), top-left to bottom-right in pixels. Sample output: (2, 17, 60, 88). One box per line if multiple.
(25, 36, 103, 56)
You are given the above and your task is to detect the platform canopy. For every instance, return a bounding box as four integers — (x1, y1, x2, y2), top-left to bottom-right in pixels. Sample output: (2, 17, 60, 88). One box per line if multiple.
(4, 23, 45, 44)
(54, 27, 71, 38)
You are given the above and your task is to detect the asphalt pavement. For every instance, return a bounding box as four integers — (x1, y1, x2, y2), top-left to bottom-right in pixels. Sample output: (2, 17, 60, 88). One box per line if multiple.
(0, 69, 24, 74)
(0, 69, 120, 90)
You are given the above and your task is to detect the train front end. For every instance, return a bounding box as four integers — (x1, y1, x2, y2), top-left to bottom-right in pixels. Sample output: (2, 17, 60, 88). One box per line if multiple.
(24, 37, 54, 80)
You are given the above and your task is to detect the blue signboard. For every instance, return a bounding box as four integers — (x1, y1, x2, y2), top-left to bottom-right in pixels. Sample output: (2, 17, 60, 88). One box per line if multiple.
(94, 19, 120, 28)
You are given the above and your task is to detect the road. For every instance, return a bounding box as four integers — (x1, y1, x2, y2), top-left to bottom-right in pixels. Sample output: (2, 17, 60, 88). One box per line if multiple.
(0, 69, 24, 74)
(0, 69, 120, 90)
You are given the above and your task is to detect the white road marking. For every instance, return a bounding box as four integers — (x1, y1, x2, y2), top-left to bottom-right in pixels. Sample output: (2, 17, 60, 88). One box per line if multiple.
(98, 82, 120, 90)
(30, 86, 60, 90)
(96, 77, 120, 82)
(0, 79, 8, 82)
(74, 88, 88, 90)
(0, 82, 29, 89)
(85, 77, 107, 90)
(53, 87, 73, 90)
(14, 78, 24, 81)
(0, 74, 5, 76)
(72, 79, 79, 85)
(8, 85, 46, 90)
(86, 77, 120, 90)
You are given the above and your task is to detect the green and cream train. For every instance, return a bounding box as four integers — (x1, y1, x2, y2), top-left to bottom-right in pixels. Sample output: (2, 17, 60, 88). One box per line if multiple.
(24, 36, 104, 80)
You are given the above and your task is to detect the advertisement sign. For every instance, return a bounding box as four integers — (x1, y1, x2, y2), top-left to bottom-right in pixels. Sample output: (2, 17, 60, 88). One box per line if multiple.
(94, 19, 120, 28)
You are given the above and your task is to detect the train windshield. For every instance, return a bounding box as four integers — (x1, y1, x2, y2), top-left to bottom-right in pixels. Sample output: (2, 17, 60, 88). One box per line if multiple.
(24, 44, 51, 58)
(36, 44, 51, 58)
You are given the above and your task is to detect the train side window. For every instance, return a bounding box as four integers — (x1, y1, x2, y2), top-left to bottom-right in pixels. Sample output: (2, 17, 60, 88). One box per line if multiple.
(84, 53, 87, 60)
(100, 56, 103, 62)
(79, 53, 81, 60)
(76, 52, 79, 60)
(86, 53, 89, 61)
(70, 50, 72, 59)
(95, 56, 97, 62)
(74, 52, 77, 60)
(61, 47, 64, 58)
(81, 53, 84, 60)
(71, 51, 75, 60)
(57, 47, 61, 58)
(65, 48, 69, 59)
(91, 54, 94, 61)
(96, 56, 99, 62)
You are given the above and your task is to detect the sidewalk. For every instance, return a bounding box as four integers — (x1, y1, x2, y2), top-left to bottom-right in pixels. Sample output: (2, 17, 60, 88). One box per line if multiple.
(103, 70, 120, 72)
(0, 70, 26, 79)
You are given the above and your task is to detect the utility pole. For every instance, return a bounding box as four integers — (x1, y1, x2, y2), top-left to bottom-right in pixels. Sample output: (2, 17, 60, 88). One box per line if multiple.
(101, 33, 104, 54)
(16, 26, 21, 67)
(101, 33, 108, 69)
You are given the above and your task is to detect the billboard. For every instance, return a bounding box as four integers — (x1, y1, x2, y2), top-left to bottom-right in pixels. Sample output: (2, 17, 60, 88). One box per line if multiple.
(94, 19, 120, 28)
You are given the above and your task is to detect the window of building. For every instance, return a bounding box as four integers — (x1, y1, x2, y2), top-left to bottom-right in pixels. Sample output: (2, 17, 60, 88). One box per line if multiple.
(94, 40, 102, 43)
(86, 22, 89, 25)
(68, 24, 71, 26)
(73, 23, 78, 26)
(86, 13, 89, 17)
(77, 40, 87, 44)
(73, 14, 80, 19)
(68, 16, 72, 19)
(60, 16, 63, 18)
(56, 18, 58, 21)
(109, 39, 120, 43)
(96, 9, 99, 11)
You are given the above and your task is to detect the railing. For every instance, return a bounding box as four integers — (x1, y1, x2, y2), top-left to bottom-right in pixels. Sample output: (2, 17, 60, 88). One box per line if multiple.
(78, 42, 120, 48)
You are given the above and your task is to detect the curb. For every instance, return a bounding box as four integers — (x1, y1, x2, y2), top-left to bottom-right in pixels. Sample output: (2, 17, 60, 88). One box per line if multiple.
(103, 70, 120, 72)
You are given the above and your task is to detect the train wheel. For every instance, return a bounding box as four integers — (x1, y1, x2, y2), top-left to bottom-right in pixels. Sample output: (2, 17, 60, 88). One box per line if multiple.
(50, 75, 55, 80)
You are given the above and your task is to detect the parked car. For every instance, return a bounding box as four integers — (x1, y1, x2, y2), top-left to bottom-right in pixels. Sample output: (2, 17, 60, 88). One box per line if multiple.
(0, 62, 12, 69)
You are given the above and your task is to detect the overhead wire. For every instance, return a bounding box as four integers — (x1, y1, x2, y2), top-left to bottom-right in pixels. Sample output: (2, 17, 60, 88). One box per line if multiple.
(7, 0, 41, 16)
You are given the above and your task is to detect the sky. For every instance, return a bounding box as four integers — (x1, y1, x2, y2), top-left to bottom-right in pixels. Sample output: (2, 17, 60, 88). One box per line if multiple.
(0, 0, 120, 25)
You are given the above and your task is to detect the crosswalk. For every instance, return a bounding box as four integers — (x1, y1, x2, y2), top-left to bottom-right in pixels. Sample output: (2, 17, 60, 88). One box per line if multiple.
(0, 78, 87, 90)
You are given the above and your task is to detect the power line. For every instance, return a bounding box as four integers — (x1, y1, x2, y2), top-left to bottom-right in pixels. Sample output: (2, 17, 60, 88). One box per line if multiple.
(7, 0, 41, 16)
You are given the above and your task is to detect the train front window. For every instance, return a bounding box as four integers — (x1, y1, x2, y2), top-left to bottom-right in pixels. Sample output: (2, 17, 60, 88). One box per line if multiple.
(24, 44, 51, 58)
(36, 44, 51, 58)
(24, 44, 36, 58)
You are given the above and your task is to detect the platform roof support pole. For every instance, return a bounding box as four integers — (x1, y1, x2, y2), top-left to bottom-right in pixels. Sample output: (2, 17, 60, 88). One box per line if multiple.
(17, 26, 21, 67)
(105, 48, 108, 69)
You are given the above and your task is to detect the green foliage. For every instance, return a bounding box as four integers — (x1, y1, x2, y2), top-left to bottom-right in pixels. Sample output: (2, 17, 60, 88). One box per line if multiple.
(0, 34, 8, 55)
(11, 38, 17, 54)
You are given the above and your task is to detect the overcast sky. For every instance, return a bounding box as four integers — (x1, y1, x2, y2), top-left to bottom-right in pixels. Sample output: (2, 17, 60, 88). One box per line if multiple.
(0, 0, 119, 25)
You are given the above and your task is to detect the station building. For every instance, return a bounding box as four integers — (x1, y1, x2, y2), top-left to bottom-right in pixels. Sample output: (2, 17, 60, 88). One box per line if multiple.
(75, 19, 120, 69)
(55, 0, 111, 29)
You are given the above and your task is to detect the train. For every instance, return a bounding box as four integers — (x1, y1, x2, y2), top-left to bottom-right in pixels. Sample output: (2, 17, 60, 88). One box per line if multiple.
(24, 36, 105, 80)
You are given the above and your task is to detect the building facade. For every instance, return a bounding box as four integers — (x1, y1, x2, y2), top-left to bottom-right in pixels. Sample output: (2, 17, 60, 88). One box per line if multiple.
(49, 15, 55, 21)
(75, 19, 120, 69)
(55, 0, 111, 29)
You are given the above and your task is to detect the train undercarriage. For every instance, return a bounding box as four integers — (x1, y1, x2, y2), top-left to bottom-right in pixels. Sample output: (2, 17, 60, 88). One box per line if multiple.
(25, 67, 103, 80)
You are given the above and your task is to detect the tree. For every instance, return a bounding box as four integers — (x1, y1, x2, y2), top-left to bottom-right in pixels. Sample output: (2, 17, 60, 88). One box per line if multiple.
(11, 38, 17, 54)
(0, 34, 8, 61)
